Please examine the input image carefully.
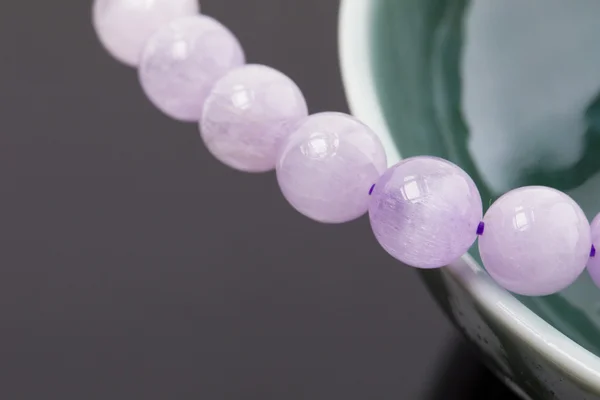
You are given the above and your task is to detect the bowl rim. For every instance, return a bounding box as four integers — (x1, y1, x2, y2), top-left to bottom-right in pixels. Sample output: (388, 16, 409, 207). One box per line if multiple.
(338, 0, 600, 389)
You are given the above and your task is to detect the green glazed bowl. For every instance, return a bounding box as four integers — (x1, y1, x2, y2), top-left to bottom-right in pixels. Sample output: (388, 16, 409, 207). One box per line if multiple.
(339, 1, 600, 399)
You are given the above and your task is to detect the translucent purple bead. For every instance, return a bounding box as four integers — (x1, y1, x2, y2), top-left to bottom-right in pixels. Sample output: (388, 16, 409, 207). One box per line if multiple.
(586, 213, 600, 288)
(369, 156, 482, 269)
(479, 186, 591, 296)
(276, 113, 387, 223)
(200, 65, 308, 172)
(92, 0, 199, 66)
(139, 15, 245, 122)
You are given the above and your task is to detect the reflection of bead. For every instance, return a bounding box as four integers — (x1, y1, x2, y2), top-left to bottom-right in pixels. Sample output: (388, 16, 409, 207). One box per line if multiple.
(276, 113, 387, 223)
(587, 214, 600, 288)
(479, 186, 591, 296)
(369, 156, 482, 269)
(92, 0, 199, 66)
(201, 65, 308, 172)
(139, 15, 245, 122)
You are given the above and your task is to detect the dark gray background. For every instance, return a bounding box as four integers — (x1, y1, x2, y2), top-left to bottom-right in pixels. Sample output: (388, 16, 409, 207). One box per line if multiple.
(0, 0, 517, 398)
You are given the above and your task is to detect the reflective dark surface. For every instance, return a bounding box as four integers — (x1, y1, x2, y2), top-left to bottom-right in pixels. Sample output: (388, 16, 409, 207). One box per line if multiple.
(429, 341, 519, 400)
(0, 0, 518, 398)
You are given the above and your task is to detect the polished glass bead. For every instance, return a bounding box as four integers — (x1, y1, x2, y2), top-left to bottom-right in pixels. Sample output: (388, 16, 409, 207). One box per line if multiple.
(200, 65, 308, 172)
(369, 156, 482, 269)
(479, 186, 591, 296)
(139, 15, 245, 122)
(276, 112, 387, 223)
(92, 0, 199, 66)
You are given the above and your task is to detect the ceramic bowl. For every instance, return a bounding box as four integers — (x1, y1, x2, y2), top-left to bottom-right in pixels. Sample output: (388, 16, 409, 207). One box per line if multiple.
(339, 1, 600, 399)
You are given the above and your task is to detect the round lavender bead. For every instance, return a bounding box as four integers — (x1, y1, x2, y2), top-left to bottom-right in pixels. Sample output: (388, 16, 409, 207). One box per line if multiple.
(276, 113, 387, 223)
(479, 186, 591, 296)
(200, 65, 308, 172)
(92, 0, 199, 66)
(369, 156, 482, 269)
(139, 15, 245, 122)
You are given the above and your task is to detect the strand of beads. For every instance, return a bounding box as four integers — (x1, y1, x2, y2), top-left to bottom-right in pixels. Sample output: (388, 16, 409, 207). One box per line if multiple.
(93, 0, 599, 298)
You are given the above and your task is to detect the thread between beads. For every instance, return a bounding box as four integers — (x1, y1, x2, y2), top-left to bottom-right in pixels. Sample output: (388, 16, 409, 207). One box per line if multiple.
(476, 221, 485, 236)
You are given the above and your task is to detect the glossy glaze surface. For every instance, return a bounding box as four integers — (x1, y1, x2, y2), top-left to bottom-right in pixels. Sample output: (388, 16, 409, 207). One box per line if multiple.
(371, 0, 600, 360)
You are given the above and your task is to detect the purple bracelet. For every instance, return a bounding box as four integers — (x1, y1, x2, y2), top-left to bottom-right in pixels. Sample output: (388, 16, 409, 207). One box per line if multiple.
(93, 0, 600, 297)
